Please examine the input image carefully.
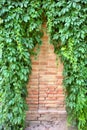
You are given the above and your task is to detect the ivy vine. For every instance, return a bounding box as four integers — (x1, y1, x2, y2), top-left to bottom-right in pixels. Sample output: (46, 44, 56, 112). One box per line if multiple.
(0, 1, 43, 130)
(0, 0, 87, 130)
(43, 1, 87, 130)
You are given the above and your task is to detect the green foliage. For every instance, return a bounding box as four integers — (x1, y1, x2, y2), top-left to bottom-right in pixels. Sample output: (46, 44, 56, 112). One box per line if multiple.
(0, 0, 87, 130)
(43, 0, 87, 130)
(0, 0, 43, 130)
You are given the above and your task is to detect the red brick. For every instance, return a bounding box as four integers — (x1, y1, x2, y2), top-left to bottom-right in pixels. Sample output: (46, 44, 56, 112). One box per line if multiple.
(27, 95, 38, 99)
(29, 81, 38, 85)
(26, 25, 65, 122)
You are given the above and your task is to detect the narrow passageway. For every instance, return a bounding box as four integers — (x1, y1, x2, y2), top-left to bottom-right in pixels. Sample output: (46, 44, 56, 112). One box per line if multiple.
(26, 24, 67, 130)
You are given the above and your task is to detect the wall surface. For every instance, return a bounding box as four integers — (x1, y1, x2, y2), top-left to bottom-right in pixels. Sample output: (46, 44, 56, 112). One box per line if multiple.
(26, 25, 66, 125)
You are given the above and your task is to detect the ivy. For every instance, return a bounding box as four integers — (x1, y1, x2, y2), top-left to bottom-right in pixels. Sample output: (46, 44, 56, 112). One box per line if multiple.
(0, 0, 87, 130)
(0, 1, 43, 130)
(43, 0, 87, 130)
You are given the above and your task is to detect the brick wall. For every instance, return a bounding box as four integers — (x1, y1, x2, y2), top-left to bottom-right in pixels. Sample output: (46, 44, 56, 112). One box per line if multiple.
(26, 25, 66, 125)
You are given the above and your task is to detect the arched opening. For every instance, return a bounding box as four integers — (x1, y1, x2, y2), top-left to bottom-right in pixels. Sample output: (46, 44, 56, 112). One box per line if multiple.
(26, 24, 66, 125)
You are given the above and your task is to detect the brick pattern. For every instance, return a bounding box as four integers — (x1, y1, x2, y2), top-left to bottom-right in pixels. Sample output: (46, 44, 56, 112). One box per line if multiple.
(26, 111, 66, 125)
(26, 25, 66, 123)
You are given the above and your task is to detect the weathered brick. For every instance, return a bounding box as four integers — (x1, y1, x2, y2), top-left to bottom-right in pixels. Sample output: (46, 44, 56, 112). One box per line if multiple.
(45, 104, 57, 108)
(26, 25, 65, 122)
(29, 121, 41, 126)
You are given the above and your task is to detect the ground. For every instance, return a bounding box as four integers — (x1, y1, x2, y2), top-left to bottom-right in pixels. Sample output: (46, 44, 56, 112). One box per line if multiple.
(25, 118, 77, 130)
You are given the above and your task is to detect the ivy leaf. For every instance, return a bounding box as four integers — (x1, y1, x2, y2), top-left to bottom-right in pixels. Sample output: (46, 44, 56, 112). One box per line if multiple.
(23, 15, 30, 22)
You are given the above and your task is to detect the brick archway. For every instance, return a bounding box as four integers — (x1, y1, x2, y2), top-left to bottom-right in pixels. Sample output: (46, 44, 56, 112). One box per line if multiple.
(26, 25, 66, 125)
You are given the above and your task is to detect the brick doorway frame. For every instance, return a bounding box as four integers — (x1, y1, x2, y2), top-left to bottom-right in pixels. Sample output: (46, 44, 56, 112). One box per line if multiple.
(26, 24, 66, 125)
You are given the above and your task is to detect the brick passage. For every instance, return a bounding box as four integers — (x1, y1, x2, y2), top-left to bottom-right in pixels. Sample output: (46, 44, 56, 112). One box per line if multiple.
(38, 34, 64, 111)
(26, 25, 66, 123)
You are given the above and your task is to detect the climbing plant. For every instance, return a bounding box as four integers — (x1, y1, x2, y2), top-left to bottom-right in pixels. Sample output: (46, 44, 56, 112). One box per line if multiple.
(0, 0, 43, 130)
(0, 0, 87, 130)
(43, 0, 87, 130)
